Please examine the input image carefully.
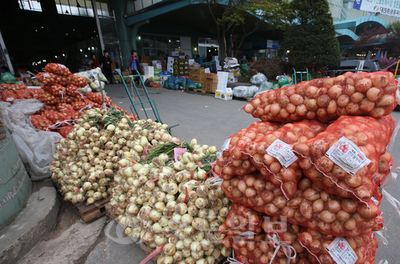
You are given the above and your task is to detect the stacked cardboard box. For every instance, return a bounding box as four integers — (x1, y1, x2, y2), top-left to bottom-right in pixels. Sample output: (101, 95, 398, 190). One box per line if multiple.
(205, 73, 218, 92)
(189, 68, 206, 88)
(114, 70, 131, 83)
(174, 59, 189, 76)
(140, 56, 150, 64)
(152, 60, 162, 70)
(144, 66, 154, 78)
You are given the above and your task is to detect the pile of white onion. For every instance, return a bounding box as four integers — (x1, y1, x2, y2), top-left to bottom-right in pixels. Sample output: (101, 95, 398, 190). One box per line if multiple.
(49, 108, 172, 205)
(110, 141, 232, 264)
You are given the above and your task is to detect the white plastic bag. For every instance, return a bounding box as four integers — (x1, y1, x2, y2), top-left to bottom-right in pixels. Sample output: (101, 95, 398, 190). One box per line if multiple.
(254, 80, 274, 96)
(0, 99, 62, 180)
(250, 73, 267, 85)
(232, 85, 259, 98)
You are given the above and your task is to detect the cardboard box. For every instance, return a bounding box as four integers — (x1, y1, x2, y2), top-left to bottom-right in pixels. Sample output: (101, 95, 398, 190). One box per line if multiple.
(205, 81, 218, 93)
(206, 73, 218, 84)
(215, 88, 233, 100)
(144, 66, 154, 77)
(212, 56, 219, 61)
(171, 51, 179, 56)
(231, 68, 241, 77)
(152, 62, 162, 70)
(140, 56, 150, 62)
(189, 68, 205, 75)
(227, 72, 238, 83)
(191, 76, 206, 85)
(189, 68, 206, 84)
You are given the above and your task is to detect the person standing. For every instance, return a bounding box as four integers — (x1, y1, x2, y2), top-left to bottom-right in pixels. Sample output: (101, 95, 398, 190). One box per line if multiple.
(126, 49, 142, 85)
(89, 54, 99, 69)
(101, 50, 113, 84)
(196, 54, 203, 64)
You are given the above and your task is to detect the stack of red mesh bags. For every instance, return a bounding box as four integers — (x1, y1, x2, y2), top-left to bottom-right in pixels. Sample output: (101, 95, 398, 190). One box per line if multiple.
(0, 83, 29, 103)
(30, 63, 119, 137)
(216, 71, 397, 264)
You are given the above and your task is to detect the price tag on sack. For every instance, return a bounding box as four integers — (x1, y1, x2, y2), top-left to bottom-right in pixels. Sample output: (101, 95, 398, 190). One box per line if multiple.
(325, 136, 371, 175)
(326, 237, 358, 264)
(265, 139, 297, 168)
(218, 138, 231, 158)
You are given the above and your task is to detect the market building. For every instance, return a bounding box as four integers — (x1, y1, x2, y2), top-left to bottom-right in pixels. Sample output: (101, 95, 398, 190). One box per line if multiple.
(1, 0, 399, 75)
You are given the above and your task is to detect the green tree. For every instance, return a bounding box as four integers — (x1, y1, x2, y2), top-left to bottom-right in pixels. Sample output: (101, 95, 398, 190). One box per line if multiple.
(279, 0, 341, 71)
(385, 21, 400, 55)
(197, 0, 289, 61)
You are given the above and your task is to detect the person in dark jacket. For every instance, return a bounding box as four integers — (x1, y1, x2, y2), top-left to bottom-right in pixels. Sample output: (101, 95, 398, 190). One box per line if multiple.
(101, 50, 113, 84)
(127, 50, 142, 85)
(196, 54, 203, 64)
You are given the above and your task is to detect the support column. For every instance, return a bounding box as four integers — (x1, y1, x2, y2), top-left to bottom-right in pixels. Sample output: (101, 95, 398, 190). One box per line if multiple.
(112, 0, 133, 69)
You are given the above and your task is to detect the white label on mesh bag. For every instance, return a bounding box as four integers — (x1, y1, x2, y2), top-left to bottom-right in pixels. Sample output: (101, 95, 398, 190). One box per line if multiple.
(265, 139, 298, 168)
(218, 138, 231, 158)
(325, 136, 371, 175)
(326, 237, 358, 264)
(240, 231, 257, 236)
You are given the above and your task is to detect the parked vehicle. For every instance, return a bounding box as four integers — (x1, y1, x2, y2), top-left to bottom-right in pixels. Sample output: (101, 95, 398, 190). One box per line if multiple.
(327, 60, 381, 77)
(381, 61, 400, 75)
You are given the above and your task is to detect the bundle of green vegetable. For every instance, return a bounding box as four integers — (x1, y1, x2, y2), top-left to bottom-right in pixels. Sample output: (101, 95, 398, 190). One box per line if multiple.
(49, 108, 172, 205)
(109, 141, 233, 264)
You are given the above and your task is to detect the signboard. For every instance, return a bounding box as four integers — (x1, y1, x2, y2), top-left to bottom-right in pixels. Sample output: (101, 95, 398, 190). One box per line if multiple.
(353, 0, 400, 18)
(245, 40, 279, 50)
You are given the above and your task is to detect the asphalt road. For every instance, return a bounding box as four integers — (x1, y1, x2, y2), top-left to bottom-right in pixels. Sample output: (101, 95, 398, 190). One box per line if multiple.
(103, 83, 400, 264)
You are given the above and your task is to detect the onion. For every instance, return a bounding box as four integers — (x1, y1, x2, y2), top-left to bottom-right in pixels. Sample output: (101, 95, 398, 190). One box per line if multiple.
(317, 211, 337, 226)
(190, 241, 202, 252)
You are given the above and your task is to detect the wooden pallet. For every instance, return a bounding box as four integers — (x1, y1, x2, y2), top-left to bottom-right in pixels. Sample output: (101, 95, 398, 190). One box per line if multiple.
(105, 203, 117, 220)
(74, 198, 110, 223)
(182, 87, 216, 94)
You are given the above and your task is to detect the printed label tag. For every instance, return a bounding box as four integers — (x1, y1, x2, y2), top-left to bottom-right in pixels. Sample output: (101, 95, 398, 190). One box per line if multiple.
(174, 148, 187, 162)
(325, 136, 371, 175)
(6, 97, 14, 102)
(44, 73, 50, 77)
(218, 138, 231, 158)
(326, 237, 358, 264)
(265, 139, 298, 168)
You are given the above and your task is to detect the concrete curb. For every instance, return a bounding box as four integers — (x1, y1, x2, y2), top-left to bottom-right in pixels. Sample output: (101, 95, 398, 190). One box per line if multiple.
(0, 185, 59, 264)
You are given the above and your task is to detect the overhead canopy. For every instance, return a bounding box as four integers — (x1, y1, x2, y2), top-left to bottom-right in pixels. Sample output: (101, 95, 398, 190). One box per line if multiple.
(336, 29, 359, 41)
(333, 15, 389, 34)
(124, 1, 282, 38)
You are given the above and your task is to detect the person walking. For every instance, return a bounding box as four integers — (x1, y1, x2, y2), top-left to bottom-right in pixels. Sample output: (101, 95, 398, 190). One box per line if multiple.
(89, 54, 99, 69)
(126, 49, 142, 85)
(101, 50, 113, 84)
